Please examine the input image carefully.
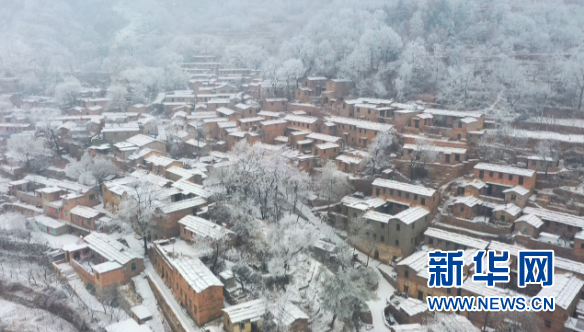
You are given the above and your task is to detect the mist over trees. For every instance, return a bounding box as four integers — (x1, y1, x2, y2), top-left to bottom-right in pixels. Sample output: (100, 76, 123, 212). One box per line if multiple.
(2, 0, 584, 112)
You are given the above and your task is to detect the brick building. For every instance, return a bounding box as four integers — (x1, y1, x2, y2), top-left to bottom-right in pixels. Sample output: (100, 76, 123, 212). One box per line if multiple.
(371, 179, 439, 213)
(474, 163, 537, 196)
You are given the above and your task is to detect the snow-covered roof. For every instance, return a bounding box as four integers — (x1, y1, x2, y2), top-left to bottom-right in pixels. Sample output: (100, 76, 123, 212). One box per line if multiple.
(261, 119, 287, 126)
(461, 117, 478, 124)
(492, 203, 522, 216)
(372, 178, 436, 197)
(453, 195, 492, 208)
(474, 163, 536, 177)
(306, 133, 342, 143)
(306, 76, 327, 81)
(523, 207, 584, 228)
(423, 108, 483, 119)
(178, 215, 234, 240)
(24, 175, 92, 193)
(403, 143, 467, 155)
(345, 97, 393, 105)
(363, 210, 391, 223)
(389, 297, 428, 317)
(555, 257, 584, 277)
(173, 257, 223, 293)
(462, 278, 522, 298)
(127, 148, 157, 160)
(392, 206, 430, 225)
(238, 116, 265, 123)
(341, 196, 385, 211)
(325, 116, 393, 132)
(171, 180, 213, 199)
(487, 241, 527, 258)
(527, 155, 557, 161)
(34, 215, 66, 229)
(127, 134, 159, 147)
(131, 305, 152, 321)
(284, 115, 319, 124)
(216, 107, 236, 115)
(391, 324, 426, 332)
(93, 261, 122, 274)
(101, 125, 139, 133)
(335, 154, 364, 165)
(82, 233, 140, 265)
(269, 302, 309, 327)
(397, 248, 432, 272)
(161, 197, 206, 214)
(37, 187, 62, 193)
(145, 155, 179, 167)
(70, 205, 101, 219)
(424, 228, 489, 250)
(217, 121, 237, 129)
(537, 273, 583, 310)
(315, 142, 339, 150)
(222, 299, 266, 324)
(514, 214, 543, 228)
(502, 186, 530, 196)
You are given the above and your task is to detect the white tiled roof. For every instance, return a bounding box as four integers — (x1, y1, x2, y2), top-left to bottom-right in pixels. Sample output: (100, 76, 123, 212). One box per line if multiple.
(284, 115, 319, 124)
(424, 228, 489, 250)
(392, 206, 429, 225)
(502, 186, 530, 196)
(172, 180, 213, 198)
(178, 215, 234, 240)
(474, 163, 536, 177)
(173, 257, 223, 293)
(514, 214, 543, 228)
(403, 143, 467, 155)
(315, 142, 339, 150)
(487, 241, 527, 258)
(145, 155, 178, 167)
(70, 205, 101, 219)
(83, 233, 140, 265)
(397, 248, 432, 272)
(537, 273, 584, 310)
(269, 302, 309, 327)
(216, 107, 235, 115)
(127, 134, 158, 147)
(325, 116, 393, 132)
(423, 108, 483, 118)
(161, 197, 206, 214)
(306, 133, 342, 143)
(523, 207, 584, 228)
(238, 116, 265, 123)
(492, 203, 522, 216)
(335, 154, 363, 165)
(363, 211, 391, 223)
(222, 299, 266, 324)
(261, 119, 287, 126)
(372, 178, 436, 197)
(93, 261, 122, 274)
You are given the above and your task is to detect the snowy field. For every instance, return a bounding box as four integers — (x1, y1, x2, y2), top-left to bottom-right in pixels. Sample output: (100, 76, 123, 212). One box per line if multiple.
(0, 298, 78, 332)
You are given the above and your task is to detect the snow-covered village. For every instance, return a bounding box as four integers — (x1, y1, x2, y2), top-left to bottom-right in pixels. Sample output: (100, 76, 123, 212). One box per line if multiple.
(2, 0, 584, 331)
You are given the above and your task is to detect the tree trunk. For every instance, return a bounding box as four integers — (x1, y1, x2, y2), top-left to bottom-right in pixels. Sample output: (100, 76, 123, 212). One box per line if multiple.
(331, 314, 337, 328)
(143, 235, 148, 256)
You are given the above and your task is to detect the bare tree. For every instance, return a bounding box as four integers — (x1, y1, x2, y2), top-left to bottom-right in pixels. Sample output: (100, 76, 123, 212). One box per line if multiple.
(408, 138, 433, 181)
(116, 182, 166, 256)
(364, 129, 396, 175)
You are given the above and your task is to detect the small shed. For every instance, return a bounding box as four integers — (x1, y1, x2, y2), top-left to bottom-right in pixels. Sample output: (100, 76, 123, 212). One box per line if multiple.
(131, 305, 152, 324)
(269, 302, 310, 332)
(222, 299, 266, 332)
(219, 270, 236, 289)
(33, 215, 69, 236)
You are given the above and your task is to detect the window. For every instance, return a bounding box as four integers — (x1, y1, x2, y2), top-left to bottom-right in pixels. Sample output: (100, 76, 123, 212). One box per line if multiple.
(398, 191, 402, 197)
(545, 220, 550, 227)
(395, 240, 399, 246)
(376, 188, 380, 196)
(414, 194, 418, 200)
(500, 215, 505, 222)
(96, 273, 100, 280)
(404, 285, 408, 293)
(519, 176, 524, 185)
(511, 194, 516, 201)
(421, 198, 426, 206)
(479, 170, 484, 178)
(418, 291, 424, 300)
(381, 224, 385, 228)
(568, 226, 573, 232)
(406, 193, 410, 199)
(447, 288, 452, 294)
(390, 189, 394, 195)
(508, 174, 513, 181)
(455, 154, 460, 161)
(489, 171, 494, 177)
(89, 194, 96, 200)
(405, 271, 409, 278)
(429, 238, 434, 245)
(132, 263, 137, 271)
(458, 122, 462, 128)
(396, 224, 400, 231)
(498, 172, 503, 179)
(460, 206, 465, 212)
(373, 234, 377, 240)
(183, 227, 187, 234)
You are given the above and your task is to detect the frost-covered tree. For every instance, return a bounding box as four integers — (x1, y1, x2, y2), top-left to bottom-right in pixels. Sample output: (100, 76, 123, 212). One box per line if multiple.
(53, 77, 82, 108)
(314, 160, 352, 207)
(116, 182, 165, 256)
(65, 153, 118, 190)
(7, 133, 50, 172)
(408, 138, 434, 181)
(364, 129, 396, 175)
(319, 251, 378, 328)
(106, 85, 128, 112)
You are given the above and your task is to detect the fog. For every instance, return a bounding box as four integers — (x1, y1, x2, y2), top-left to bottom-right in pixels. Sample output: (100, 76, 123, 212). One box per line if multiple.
(2, 0, 584, 111)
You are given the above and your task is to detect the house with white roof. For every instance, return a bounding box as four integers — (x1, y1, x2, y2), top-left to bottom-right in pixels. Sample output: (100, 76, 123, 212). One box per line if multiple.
(222, 299, 267, 332)
(474, 163, 537, 196)
(150, 239, 224, 325)
(372, 178, 439, 213)
(62, 232, 144, 288)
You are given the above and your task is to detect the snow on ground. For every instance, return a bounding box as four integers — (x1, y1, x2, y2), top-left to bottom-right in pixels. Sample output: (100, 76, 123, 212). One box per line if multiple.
(0, 175, 11, 194)
(132, 273, 170, 332)
(356, 251, 395, 332)
(145, 263, 199, 332)
(0, 298, 78, 332)
(36, 232, 81, 249)
(68, 275, 129, 326)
